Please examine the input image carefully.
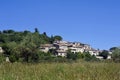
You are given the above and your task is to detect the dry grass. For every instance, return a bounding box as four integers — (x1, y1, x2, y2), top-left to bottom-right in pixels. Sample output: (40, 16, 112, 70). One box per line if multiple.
(0, 62, 120, 80)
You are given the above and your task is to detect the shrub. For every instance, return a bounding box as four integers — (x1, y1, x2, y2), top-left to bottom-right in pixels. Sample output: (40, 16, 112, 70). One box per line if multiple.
(0, 54, 5, 63)
(84, 52, 100, 62)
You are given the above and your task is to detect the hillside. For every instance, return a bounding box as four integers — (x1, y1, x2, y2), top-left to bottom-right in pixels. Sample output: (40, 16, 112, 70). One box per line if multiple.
(0, 29, 120, 63)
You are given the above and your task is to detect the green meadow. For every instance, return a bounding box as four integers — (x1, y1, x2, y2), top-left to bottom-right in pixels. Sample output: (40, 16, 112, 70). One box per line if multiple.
(0, 62, 120, 80)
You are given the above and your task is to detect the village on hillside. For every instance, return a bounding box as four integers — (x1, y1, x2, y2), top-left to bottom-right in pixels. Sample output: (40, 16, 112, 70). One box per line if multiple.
(0, 29, 114, 62)
(0, 39, 112, 62)
(39, 40, 112, 59)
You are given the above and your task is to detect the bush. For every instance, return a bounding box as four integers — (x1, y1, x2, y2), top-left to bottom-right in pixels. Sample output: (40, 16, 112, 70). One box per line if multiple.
(0, 54, 5, 63)
(67, 52, 77, 60)
(53, 57, 67, 63)
(84, 52, 100, 62)
(9, 55, 17, 63)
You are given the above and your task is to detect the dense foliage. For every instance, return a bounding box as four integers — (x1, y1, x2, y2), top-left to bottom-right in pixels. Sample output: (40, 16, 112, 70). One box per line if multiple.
(99, 50, 109, 59)
(66, 50, 99, 62)
(111, 47, 120, 62)
(0, 29, 65, 63)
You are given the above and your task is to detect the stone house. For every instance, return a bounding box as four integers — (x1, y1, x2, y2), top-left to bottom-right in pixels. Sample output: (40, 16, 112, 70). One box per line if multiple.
(69, 46, 84, 53)
(40, 44, 56, 53)
(83, 44, 91, 51)
(72, 42, 81, 47)
(57, 44, 68, 51)
(88, 50, 99, 56)
(56, 49, 67, 57)
(53, 40, 68, 45)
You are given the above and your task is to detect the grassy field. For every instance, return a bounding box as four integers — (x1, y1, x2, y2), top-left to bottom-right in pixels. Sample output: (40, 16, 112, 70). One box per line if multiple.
(0, 61, 120, 80)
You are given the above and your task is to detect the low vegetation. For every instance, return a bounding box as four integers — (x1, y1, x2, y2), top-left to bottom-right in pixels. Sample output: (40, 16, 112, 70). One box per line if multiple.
(0, 62, 120, 80)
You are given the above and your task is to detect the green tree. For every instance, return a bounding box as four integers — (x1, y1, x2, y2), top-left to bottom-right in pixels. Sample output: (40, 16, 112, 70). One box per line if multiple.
(19, 33, 40, 62)
(0, 31, 2, 34)
(111, 48, 120, 62)
(35, 28, 39, 33)
(84, 52, 99, 61)
(7, 30, 15, 33)
(49, 35, 54, 44)
(66, 50, 79, 60)
(54, 35, 63, 41)
(74, 52, 84, 59)
(43, 32, 47, 36)
(3, 30, 8, 33)
(99, 50, 109, 59)
(23, 30, 31, 35)
(2, 42, 20, 62)
(110, 47, 118, 52)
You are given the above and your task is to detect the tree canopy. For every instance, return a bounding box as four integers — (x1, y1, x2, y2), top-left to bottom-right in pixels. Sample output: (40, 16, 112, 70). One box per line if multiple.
(111, 48, 120, 62)
(0, 29, 63, 63)
(99, 50, 109, 59)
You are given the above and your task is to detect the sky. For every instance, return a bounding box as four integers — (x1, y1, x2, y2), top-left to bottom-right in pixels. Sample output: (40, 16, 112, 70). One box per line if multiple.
(0, 0, 120, 50)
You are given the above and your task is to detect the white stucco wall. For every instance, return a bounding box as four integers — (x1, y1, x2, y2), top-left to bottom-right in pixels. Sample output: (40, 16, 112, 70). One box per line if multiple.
(0, 47, 3, 53)
(58, 53, 67, 57)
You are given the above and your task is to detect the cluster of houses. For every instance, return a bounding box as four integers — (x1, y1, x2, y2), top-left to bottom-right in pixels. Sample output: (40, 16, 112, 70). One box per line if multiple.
(40, 40, 109, 59)
(0, 41, 112, 60)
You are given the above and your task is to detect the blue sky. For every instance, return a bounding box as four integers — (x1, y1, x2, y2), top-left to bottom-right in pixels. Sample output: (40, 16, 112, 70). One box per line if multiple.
(0, 0, 120, 50)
